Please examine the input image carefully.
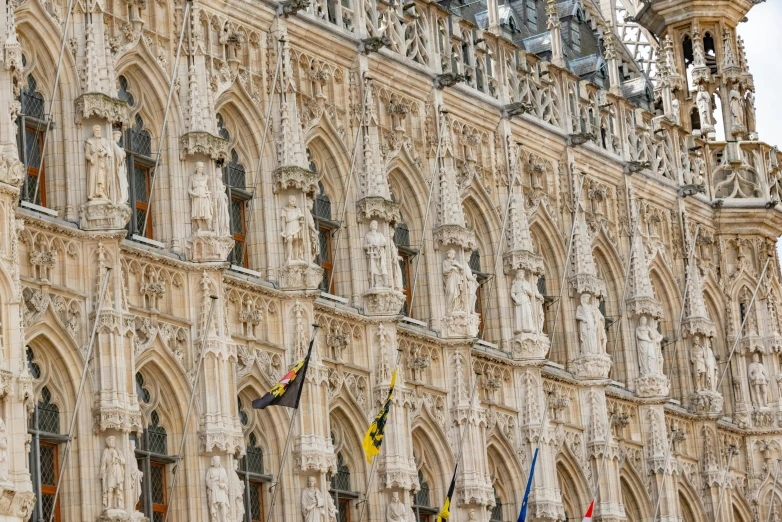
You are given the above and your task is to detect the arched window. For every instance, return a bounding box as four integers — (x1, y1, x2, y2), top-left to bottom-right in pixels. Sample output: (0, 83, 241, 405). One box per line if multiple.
(117, 77, 155, 238)
(309, 149, 338, 293)
(133, 371, 173, 521)
(18, 72, 48, 206)
(413, 469, 438, 520)
(469, 250, 488, 333)
(217, 113, 251, 267)
(329, 450, 357, 520)
(28, 370, 64, 522)
(391, 205, 415, 316)
(490, 492, 503, 522)
(236, 398, 271, 522)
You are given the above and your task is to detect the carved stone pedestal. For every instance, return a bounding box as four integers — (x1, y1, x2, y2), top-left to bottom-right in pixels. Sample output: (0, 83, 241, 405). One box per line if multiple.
(570, 353, 612, 380)
(364, 287, 406, 315)
(443, 311, 480, 338)
(0, 484, 35, 520)
(79, 200, 131, 231)
(690, 390, 723, 414)
(186, 231, 234, 262)
(279, 261, 323, 290)
(511, 332, 550, 360)
(635, 374, 669, 398)
(99, 509, 131, 522)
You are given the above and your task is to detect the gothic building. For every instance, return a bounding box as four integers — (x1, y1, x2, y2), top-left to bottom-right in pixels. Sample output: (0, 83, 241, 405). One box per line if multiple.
(0, 0, 780, 521)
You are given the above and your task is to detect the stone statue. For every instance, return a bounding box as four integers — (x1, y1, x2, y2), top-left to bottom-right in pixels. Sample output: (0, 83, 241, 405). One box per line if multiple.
(511, 272, 534, 334)
(387, 491, 408, 522)
(326, 491, 338, 522)
(443, 249, 465, 313)
(281, 196, 305, 262)
(129, 439, 142, 509)
(729, 88, 745, 128)
(696, 85, 713, 129)
(302, 475, 325, 522)
(691, 336, 707, 392)
(100, 436, 126, 510)
(85, 124, 114, 201)
(468, 510, 478, 521)
(704, 338, 718, 391)
(189, 162, 213, 233)
(214, 176, 231, 238)
(206, 456, 231, 522)
(576, 293, 602, 355)
(671, 98, 681, 126)
(636, 316, 664, 376)
(691, 150, 705, 185)
(112, 130, 129, 205)
(231, 459, 245, 522)
(388, 232, 405, 292)
(465, 264, 479, 315)
(307, 198, 320, 259)
(365, 220, 389, 288)
(745, 90, 757, 132)
(0, 416, 9, 485)
(749, 353, 769, 407)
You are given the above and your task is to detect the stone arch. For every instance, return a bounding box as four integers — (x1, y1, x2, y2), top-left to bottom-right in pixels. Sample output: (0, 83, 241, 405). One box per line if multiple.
(328, 404, 368, 494)
(593, 240, 627, 379)
(678, 480, 707, 522)
(650, 263, 682, 396)
(487, 441, 523, 521)
(412, 425, 454, 512)
(702, 284, 734, 413)
(619, 465, 652, 522)
(556, 445, 592, 520)
(759, 478, 782, 522)
(463, 194, 500, 340)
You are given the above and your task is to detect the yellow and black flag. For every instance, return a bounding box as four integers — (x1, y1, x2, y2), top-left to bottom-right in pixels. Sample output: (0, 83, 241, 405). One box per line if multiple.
(437, 465, 458, 522)
(252, 329, 317, 409)
(362, 369, 397, 463)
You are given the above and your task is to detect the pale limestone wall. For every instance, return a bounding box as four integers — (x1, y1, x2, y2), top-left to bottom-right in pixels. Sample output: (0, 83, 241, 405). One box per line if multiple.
(0, 0, 781, 522)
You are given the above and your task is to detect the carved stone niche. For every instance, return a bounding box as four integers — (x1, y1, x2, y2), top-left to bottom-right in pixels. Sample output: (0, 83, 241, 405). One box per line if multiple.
(356, 196, 401, 225)
(272, 165, 320, 197)
(432, 224, 476, 252)
(504, 249, 549, 361)
(179, 131, 229, 162)
(74, 93, 130, 127)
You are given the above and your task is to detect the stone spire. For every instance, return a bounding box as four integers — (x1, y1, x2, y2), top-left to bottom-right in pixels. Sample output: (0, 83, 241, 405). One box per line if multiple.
(625, 232, 663, 319)
(569, 208, 604, 297)
(273, 31, 309, 171)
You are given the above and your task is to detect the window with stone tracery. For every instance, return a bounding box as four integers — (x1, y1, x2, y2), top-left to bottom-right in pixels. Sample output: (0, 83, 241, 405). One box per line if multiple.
(413, 468, 437, 521)
(116, 76, 155, 239)
(133, 371, 174, 522)
(329, 426, 360, 521)
(18, 68, 48, 207)
(309, 148, 340, 293)
(237, 397, 271, 522)
(26, 346, 65, 522)
(217, 113, 251, 267)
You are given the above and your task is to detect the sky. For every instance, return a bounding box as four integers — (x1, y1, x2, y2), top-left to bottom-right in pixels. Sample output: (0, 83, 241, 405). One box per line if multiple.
(736, 2, 782, 261)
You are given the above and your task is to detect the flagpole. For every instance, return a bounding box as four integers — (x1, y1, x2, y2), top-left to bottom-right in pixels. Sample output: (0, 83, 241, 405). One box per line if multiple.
(713, 445, 738, 522)
(650, 429, 678, 522)
(265, 324, 320, 522)
(163, 294, 218, 522)
(766, 460, 781, 522)
(355, 348, 404, 522)
(516, 390, 553, 522)
(47, 268, 111, 522)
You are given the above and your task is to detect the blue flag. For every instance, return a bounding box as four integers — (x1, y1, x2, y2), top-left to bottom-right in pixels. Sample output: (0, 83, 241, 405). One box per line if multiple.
(517, 447, 539, 522)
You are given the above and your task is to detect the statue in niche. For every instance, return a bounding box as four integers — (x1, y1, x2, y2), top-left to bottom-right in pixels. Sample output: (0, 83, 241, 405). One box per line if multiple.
(636, 316, 664, 376)
(691, 336, 707, 391)
(0, 417, 9, 485)
(465, 264, 479, 315)
(365, 220, 388, 288)
(671, 98, 681, 126)
(705, 338, 718, 391)
(745, 91, 757, 132)
(729, 88, 746, 128)
(302, 475, 325, 522)
(214, 177, 231, 238)
(695, 85, 713, 129)
(511, 272, 534, 334)
(100, 436, 126, 510)
(388, 231, 405, 293)
(442, 249, 465, 313)
(387, 491, 408, 522)
(112, 130, 129, 205)
(307, 198, 320, 259)
(85, 124, 114, 201)
(231, 459, 245, 522)
(206, 456, 231, 522)
(576, 293, 604, 355)
(189, 162, 213, 233)
(281, 196, 305, 262)
(749, 352, 769, 407)
(129, 439, 143, 509)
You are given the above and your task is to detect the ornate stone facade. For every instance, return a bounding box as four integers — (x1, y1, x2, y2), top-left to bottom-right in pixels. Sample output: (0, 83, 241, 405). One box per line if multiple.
(1, 0, 781, 522)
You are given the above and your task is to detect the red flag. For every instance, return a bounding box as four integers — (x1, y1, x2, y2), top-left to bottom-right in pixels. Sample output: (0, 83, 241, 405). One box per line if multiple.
(582, 499, 595, 522)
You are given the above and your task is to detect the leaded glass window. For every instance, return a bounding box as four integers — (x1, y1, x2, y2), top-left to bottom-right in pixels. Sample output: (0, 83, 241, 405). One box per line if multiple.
(217, 115, 251, 267)
(18, 73, 48, 206)
(135, 371, 172, 521)
(238, 428, 272, 521)
(28, 383, 65, 522)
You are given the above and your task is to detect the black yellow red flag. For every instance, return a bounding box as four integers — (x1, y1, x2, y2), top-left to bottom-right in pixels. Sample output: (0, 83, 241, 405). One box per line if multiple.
(437, 465, 458, 521)
(252, 329, 317, 409)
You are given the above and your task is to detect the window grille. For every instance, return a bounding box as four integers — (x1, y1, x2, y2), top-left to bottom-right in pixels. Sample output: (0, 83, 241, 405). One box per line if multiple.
(18, 74, 48, 206)
(28, 383, 64, 522)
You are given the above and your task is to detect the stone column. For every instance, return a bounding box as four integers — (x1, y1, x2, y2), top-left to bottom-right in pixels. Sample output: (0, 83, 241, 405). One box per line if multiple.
(546, 0, 566, 69)
(641, 406, 682, 522)
(584, 388, 622, 522)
